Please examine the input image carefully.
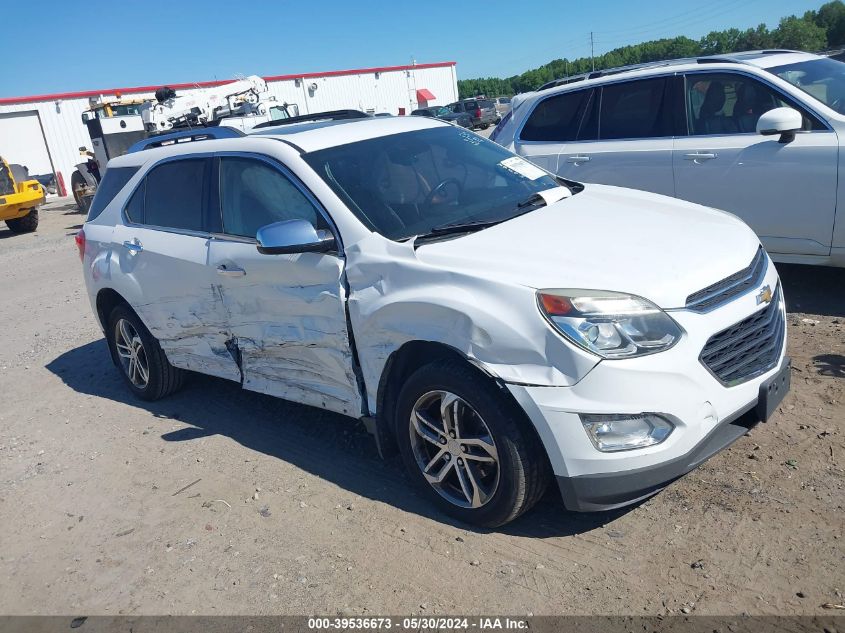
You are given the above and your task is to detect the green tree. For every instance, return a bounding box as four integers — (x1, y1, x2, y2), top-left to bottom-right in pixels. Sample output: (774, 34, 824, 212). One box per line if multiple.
(457, 1, 845, 99)
(772, 15, 827, 49)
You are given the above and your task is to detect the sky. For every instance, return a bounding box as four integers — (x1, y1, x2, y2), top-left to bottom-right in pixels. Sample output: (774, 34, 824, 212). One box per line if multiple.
(0, 0, 825, 98)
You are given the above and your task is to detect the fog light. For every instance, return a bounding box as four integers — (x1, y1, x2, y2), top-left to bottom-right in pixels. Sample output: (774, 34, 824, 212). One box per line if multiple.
(580, 413, 674, 452)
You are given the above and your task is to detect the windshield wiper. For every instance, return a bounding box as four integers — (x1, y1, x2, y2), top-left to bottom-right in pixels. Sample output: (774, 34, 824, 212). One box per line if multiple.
(428, 218, 504, 235)
(410, 191, 561, 245)
(516, 192, 547, 210)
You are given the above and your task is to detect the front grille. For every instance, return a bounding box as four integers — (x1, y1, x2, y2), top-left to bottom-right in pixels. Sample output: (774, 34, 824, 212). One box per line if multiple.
(686, 246, 766, 312)
(699, 286, 784, 386)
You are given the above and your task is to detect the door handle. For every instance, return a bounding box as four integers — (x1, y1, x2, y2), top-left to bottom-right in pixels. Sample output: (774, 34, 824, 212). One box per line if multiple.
(684, 152, 718, 161)
(122, 239, 143, 253)
(216, 264, 246, 278)
(565, 155, 591, 164)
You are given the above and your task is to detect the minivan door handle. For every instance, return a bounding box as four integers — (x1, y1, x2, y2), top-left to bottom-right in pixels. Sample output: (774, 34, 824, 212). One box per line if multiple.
(122, 239, 143, 253)
(684, 152, 718, 161)
(216, 264, 246, 278)
(565, 155, 591, 164)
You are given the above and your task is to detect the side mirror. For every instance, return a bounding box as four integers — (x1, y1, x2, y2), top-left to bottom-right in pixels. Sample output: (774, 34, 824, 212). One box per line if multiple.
(256, 219, 336, 255)
(756, 107, 803, 143)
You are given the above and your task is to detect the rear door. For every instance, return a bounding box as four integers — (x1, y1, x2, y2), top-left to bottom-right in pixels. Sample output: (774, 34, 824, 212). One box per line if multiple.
(514, 88, 597, 173)
(206, 154, 362, 417)
(672, 71, 838, 256)
(555, 76, 680, 196)
(111, 157, 241, 381)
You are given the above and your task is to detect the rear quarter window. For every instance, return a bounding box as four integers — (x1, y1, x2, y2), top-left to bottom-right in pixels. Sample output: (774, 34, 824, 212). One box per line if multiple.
(87, 167, 139, 221)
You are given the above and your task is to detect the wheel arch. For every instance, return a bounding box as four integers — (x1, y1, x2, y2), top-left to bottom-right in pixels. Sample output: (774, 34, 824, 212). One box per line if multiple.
(373, 340, 550, 468)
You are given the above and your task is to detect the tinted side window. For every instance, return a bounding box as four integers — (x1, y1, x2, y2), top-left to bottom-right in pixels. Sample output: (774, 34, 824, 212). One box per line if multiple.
(685, 72, 825, 135)
(125, 180, 145, 223)
(144, 159, 208, 231)
(87, 166, 139, 221)
(599, 78, 672, 140)
(219, 158, 326, 239)
(520, 89, 595, 142)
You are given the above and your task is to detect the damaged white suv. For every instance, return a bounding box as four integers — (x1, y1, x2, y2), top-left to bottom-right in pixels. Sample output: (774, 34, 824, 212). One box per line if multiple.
(78, 114, 790, 527)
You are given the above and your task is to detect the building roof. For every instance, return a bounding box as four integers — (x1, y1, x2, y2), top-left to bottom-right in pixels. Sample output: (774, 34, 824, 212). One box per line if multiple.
(0, 61, 456, 105)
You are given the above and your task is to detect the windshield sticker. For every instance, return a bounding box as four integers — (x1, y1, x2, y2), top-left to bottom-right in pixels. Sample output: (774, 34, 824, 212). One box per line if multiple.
(499, 156, 547, 180)
(457, 130, 482, 146)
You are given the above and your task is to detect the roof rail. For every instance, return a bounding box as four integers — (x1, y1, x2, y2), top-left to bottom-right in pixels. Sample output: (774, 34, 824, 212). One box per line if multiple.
(127, 127, 244, 153)
(696, 57, 742, 65)
(252, 109, 370, 130)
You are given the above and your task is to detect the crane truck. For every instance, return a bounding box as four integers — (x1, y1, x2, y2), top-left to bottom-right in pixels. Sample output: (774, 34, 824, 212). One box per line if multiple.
(72, 75, 299, 211)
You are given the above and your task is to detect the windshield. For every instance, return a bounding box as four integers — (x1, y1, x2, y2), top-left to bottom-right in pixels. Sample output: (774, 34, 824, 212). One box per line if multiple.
(303, 126, 563, 241)
(768, 57, 845, 114)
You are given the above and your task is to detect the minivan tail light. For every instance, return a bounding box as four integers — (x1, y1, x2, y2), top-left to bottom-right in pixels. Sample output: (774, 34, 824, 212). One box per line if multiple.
(75, 229, 86, 261)
(475, 108, 482, 118)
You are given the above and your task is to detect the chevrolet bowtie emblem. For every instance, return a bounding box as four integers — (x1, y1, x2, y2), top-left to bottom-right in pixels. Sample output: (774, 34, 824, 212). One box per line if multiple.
(756, 285, 773, 305)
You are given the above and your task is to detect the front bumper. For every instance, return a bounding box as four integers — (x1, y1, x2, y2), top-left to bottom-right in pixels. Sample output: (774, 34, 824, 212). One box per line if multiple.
(507, 261, 789, 511)
(557, 358, 789, 510)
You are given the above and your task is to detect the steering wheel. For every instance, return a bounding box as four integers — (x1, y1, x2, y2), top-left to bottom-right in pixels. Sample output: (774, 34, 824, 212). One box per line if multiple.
(423, 178, 462, 209)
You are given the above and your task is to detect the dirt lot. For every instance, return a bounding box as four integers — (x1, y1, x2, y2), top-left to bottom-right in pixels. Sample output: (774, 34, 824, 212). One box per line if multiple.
(0, 198, 843, 616)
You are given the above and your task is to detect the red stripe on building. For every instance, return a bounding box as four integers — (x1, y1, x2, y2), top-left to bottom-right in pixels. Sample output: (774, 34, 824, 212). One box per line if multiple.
(0, 62, 457, 105)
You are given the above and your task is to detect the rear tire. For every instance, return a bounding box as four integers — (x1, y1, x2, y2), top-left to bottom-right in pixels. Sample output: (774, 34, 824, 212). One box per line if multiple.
(71, 171, 88, 213)
(5, 208, 39, 233)
(107, 304, 185, 401)
(395, 358, 549, 527)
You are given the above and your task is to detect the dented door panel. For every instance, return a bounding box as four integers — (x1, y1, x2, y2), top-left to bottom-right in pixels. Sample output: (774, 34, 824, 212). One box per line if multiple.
(207, 238, 362, 417)
(110, 223, 241, 381)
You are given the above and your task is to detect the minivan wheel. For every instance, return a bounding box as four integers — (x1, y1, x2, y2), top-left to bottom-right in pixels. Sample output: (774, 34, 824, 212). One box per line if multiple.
(107, 304, 185, 401)
(396, 359, 549, 527)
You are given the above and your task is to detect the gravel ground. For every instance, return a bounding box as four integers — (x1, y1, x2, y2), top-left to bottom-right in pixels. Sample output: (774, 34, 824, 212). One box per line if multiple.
(0, 198, 842, 616)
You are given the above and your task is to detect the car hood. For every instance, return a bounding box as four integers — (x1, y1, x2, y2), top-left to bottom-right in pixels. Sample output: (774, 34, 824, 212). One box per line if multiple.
(413, 184, 762, 309)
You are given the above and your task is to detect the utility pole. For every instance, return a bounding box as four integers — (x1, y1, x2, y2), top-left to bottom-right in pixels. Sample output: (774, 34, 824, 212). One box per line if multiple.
(590, 32, 595, 71)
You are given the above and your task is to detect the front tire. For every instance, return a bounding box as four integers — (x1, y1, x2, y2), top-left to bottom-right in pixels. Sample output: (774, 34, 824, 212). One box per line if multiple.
(107, 304, 185, 401)
(5, 208, 39, 233)
(396, 359, 549, 527)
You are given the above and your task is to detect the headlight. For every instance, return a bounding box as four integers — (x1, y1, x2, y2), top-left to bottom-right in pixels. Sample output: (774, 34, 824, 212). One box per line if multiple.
(580, 413, 674, 452)
(537, 289, 682, 358)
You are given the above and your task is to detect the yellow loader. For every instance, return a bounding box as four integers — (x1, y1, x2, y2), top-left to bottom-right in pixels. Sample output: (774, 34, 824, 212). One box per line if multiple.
(0, 157, 43, 233)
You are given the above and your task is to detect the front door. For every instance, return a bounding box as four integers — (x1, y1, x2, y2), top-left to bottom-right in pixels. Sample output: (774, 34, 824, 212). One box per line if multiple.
(673, 72, 838, 256)
(112, 157, 241, 381)
(207, 154, 363, 417)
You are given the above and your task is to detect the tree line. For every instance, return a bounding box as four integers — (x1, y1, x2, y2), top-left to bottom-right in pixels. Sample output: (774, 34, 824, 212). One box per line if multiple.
(458, 1, 845, 98)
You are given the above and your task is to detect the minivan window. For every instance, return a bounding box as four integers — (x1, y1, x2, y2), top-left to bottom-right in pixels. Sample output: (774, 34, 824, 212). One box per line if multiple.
(87, 166, 138, 221)
(143, 159, 207, 231)
(599, 78, 672, 140)
(520, 89, 595, 142)
(219, 157, 326, 238)
(685, 73, 825, 134)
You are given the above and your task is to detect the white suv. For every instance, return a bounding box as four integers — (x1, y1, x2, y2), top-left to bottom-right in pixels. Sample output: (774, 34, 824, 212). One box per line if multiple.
(78, 114, 790, 526)
(491, 50, 845, 268)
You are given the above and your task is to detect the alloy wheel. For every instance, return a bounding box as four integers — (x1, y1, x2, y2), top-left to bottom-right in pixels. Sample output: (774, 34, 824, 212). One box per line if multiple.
(409, 390, 499, 509)
(114, 318, 149, 388)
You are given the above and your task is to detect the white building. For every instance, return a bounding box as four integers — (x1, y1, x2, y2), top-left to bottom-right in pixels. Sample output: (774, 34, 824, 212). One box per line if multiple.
(0, 61, 458, 194)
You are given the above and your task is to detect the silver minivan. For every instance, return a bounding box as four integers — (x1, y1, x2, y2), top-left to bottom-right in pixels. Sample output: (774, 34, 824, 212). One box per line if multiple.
(491, 51, 845, 268)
